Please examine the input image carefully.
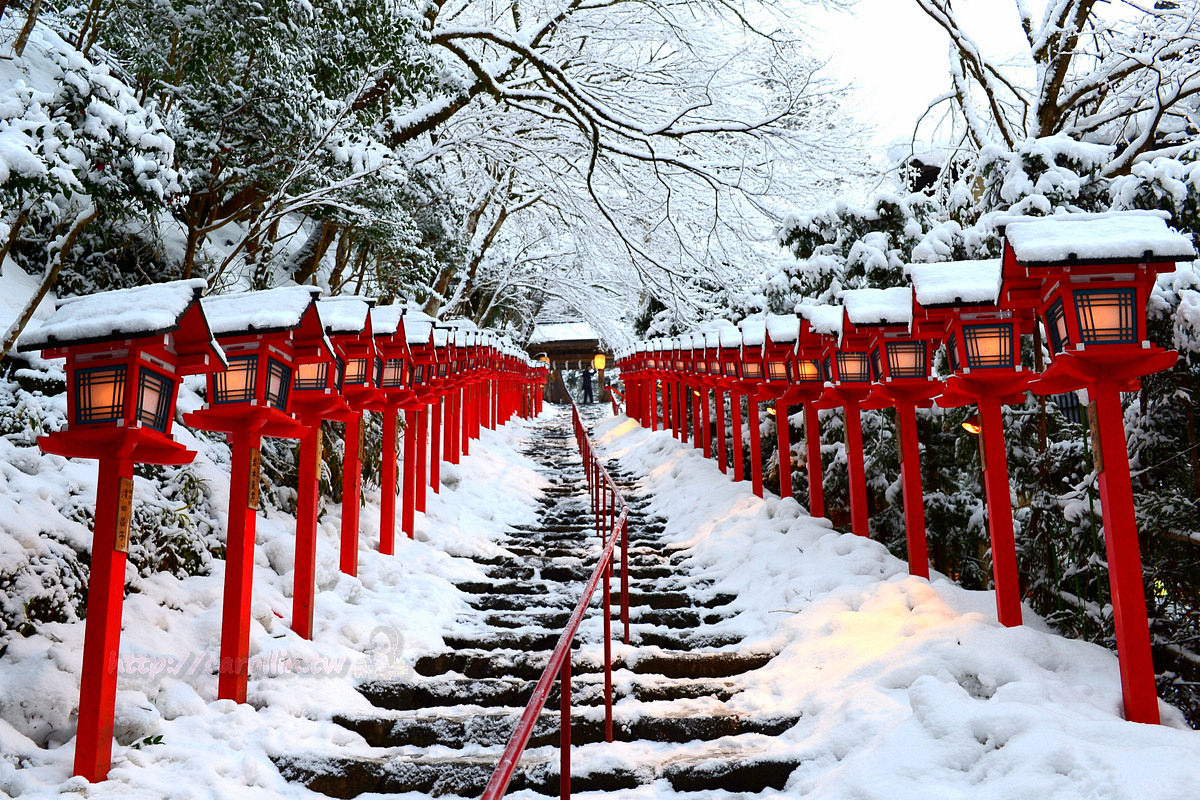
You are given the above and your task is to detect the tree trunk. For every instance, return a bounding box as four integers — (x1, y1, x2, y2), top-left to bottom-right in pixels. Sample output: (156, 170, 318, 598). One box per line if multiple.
(14, 0, 44, 57)
(0, 206, 29, 267)
(289, 220, 339, 285)
(1, 204, 99, 360)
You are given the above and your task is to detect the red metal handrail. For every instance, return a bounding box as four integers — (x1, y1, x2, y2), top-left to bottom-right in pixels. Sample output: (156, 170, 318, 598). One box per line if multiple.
(481, 404, 631, 800)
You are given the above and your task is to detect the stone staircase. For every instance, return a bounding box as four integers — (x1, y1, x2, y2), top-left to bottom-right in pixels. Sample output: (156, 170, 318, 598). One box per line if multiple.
(275, 406, 801, 797)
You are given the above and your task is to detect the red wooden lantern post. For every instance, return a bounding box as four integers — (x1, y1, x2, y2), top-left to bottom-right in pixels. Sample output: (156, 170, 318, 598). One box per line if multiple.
(670, 338, 686, 442)
(843, 287, 942, 578)
(758, 315, 807, 499)
(685, 335, 705, 450)
(907, 258, 1034, 627)
(428, 327, 451, 493)
(736, 318, 769, 497)
(320, 299, 378, 578)
(362, 304, 416, 547)
(791, 314, 833, 519)
(184, 286, 330, 703)
(716, 330, 746, 481)
(20, 279, 223, 782)
(402, 310, 439, 517)
(1003, 211, 1195, 724)
(807, 303, 875, 537)
(690, 334, 715, 458)
(708, 323, 741, 474)
(652, 343, 672, 431)
(288, 299, 366, 639)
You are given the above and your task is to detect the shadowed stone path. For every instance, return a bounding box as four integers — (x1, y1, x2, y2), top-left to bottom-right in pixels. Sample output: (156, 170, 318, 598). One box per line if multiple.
(275, 406, 800, 797)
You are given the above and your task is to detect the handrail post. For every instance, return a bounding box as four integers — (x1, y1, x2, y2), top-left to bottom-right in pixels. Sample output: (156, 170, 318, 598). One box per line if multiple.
(560, 656, 571, 800)
(603, 552, 614, 743)
(621, 517, 630, 644)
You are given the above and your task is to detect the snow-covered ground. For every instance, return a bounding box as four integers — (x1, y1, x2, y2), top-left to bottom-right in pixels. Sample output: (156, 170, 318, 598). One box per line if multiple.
(0, 398, 548, 798)
(3, 401, 1200, 799)
(578, 414, 1200, 799)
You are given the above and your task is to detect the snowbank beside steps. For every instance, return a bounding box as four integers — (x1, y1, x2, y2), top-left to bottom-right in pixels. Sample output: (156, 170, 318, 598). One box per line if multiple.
(591, 414, 1200, 800)
(0, 393, 548, 799)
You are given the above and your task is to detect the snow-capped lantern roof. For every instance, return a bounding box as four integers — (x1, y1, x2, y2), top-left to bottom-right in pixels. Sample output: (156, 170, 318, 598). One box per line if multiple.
(316, 296, 373, 336)
(20, 279, 220, 367)
(796, 304, 843, 338)
(402, 309, 436, 346)
(1001, 211, 1195, 267)
(765, 314, 801, 344)
(738, 316, 767, 348)
(369, 304, 405, 337)
(201, 286, 321, 337)
(841, 287, 913, 329)
(905, 259, 1003, 307)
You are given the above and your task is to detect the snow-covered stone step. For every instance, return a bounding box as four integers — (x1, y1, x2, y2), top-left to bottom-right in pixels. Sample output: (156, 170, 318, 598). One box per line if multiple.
(274, 734, 805, 797)
(332, 706, 800, 749)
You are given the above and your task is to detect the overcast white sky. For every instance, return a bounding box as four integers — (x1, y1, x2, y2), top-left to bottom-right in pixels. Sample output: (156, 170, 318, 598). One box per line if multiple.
(810, 0, 1034, 148)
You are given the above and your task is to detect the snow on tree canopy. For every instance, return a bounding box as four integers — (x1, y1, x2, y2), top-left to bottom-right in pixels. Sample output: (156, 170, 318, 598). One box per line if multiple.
(905, 259, 1004, 307)
(841, 287, 913, 327)
(201, 286, 319, 336)
(766, 314, 801, 344)
(19, 279, 207, 350)
(796, 303, 844, 338)
(527, 321, 599, 345)
(315, 297, 372, 336)
(1002, 211, 1196, 265)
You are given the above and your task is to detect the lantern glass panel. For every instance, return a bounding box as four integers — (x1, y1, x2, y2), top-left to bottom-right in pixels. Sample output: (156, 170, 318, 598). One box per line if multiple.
(1074, 288, 1137, 344)
(675, 359, 685, 371)
(293, 361, 328, 391)
(742, 361, 763, 380)
(962, 323, 1013, 369)
(344, 357, 369, 386)
(1045, 299, 1070, 353)
(767, 360, 790, 381)
(945, 334, 961, 373)
(823, 356, 832, 381)
(886, 341, 927, 378)
(870, 349, 883, 382)
(708, 359, 720, 373)
(265, 358, 291, 410)
(724, 361, 739, 378)
(333, 357, 346, 390)
(593, 353, 606, 370)
(214, 355, 257, 404)
(794, 359, 822, 383)
(438, 362, 448, 377)
(836, 351, 871, 382)
(379, 358, 406, 388)
(135, 367, 173, 432)
(414, 364, 426, 385)
(697, 361, 708, 374)
(76, 364, 127, 425)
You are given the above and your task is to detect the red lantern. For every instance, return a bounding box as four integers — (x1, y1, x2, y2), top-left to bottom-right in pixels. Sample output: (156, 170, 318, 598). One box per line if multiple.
(20, 279, 222, 782)
(183, 286, 330, 704)
(907, 258, 1033, 628)
(317, 297, 377, 580)
(809, 302, 876, 538)
(844, 286, 939, 577)
(1003, 211, 1195, 725)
